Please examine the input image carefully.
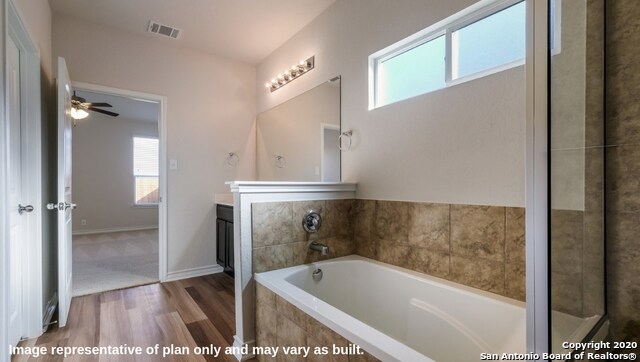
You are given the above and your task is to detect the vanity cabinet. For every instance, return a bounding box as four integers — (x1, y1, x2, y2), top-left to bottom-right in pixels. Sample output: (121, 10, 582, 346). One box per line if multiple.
(216, 204, 234, 277)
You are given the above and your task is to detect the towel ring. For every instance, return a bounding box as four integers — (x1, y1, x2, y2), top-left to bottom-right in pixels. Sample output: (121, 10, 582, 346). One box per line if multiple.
(226, 152, 239, 167)
(275, 155, 286, 168)
(339, 130, 353, 151)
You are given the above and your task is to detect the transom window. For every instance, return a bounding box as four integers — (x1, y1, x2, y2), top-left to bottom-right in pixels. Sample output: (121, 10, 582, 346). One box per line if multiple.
(369, 0, 526, 109)
(133, 136, 159, 206)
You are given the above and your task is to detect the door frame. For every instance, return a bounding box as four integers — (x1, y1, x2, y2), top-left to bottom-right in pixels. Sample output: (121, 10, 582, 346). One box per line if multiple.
(72, 81, 169, 281)
(525, 0, 550, 355)
(2, 0, 44, 351)
(319, 123, 340, 182)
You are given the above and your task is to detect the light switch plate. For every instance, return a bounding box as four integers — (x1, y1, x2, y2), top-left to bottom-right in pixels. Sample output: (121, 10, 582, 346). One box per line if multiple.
(169, 159, 178, 170)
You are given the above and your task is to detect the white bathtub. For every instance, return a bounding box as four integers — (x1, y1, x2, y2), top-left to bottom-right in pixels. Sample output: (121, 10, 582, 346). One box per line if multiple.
(255, 255, 526, 362)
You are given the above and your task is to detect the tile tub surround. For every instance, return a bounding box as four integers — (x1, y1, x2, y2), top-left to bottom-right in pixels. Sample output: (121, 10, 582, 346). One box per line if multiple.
(352, 200, 526, 301)
(252, 200, 355, 273)
(255, 282, 379, 362)
(251, 199, 526, 301)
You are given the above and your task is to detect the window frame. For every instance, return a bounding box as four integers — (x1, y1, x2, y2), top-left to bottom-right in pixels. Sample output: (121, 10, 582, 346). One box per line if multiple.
(132, 135, 160, 207)
(369, 0, 525, 110)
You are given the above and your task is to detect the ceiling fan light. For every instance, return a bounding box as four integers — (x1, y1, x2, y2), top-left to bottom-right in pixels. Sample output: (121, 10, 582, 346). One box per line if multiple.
(71, 107, 89, 120)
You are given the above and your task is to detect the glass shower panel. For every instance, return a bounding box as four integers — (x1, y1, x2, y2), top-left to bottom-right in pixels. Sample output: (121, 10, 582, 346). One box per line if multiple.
(549, 0, 606, 354)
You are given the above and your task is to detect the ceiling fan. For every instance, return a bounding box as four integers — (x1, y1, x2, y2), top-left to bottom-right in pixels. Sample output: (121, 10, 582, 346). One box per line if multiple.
(71, 91, 119, 119)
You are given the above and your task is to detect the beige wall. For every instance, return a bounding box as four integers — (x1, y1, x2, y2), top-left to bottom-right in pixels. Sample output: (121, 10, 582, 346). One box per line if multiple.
(53, 13, 257, 273)
(257, 81, 339, 181)
(257, 0, 526, 207)
(72, 115, 159, 233)
(12, 0, 57, 320)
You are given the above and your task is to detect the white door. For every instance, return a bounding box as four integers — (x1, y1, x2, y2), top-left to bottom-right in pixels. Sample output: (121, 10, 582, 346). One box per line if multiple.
(54, 57, 75, 327)
(7, 34, 24, 347)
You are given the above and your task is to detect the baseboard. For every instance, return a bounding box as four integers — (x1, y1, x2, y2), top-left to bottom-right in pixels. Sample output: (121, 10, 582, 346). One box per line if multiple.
(42, 292, 57, 333)
(164, 264, 224, 282)
(72, 225, 158, 236)
(233, 336, 256, 361)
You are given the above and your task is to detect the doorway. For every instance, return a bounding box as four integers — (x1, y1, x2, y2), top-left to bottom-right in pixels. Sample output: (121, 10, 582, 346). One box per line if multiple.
(321, 123, 340, 182)
(2, 0, 45, 350)
(69, 83, 168, 296)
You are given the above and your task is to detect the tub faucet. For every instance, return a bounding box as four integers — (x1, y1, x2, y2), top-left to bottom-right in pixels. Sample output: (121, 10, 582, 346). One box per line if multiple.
(308, 241, 329, 256)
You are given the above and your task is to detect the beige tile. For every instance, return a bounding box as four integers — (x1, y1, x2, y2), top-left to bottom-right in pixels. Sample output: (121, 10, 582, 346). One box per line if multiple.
(326, 236, 355, 258)
(584, 147, 605, 212)
(606, 145, 640, 212)
(606, 212, 640, 339)
(582, 211, 605, 316)
(376, 242, 410, 268)
(307, 317, 350, 362)
(505, 208, 525, 262)
(325, 199, 354, 238)
(406, 248, 449, 279)
(505, 261, 526, 302)
(505, 207, 525, 301)
(276, 296, 308, 330)
(550, 209, 583, 276)
(353, 200, 376, 258)
(276, 315, 307, 362)
(407, 203, 450, 253)
(291, 241, 311, 266)
(292, 200, 326, 242)
(253, 244, 293, 273)
(551, 272, 583, 316)
(606, 0, 640, 343)
(256, 282, 276, 308)
(451, 205, 505, 262)
(256, 303, 277, 353)
(353, 200, 375, 240)
(355, 238, 377, 260)
(253, 202, 294, 247)
(374, 201, 409, 243)
(449, 255, 505, 295)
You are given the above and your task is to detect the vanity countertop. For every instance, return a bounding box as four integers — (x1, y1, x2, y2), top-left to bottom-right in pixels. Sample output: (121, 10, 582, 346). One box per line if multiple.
(214, 193, 233, 207)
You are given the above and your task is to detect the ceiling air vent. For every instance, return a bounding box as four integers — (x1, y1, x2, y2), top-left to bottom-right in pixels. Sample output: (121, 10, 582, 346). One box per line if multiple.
(147, 21, 181, 39)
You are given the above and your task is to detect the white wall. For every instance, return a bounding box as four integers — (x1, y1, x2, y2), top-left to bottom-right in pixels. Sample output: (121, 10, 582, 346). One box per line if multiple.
(257, 0, 526, 207)
(256, 80, 339, 181)
(53, 14, 257, 273)
(550, 0, 587, 211)
(72, 115, 159, 233)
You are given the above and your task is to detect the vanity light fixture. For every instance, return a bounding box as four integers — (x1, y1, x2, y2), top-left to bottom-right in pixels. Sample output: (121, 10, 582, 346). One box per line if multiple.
(265, 56, 315, 92)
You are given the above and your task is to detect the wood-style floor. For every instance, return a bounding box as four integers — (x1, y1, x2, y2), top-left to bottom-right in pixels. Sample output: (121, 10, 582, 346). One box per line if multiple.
(13, 273, 237, 362)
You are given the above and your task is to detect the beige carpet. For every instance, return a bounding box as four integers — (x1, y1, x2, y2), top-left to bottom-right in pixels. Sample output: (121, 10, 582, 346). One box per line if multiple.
(73, 229, 159, 296)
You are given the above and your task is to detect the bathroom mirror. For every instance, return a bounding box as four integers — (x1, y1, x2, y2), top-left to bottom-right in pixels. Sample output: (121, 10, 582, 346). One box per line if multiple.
(257, 77, 341, 181)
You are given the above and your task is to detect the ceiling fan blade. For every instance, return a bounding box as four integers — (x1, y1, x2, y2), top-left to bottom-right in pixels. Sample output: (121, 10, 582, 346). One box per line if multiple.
(87, 102, 112, 107)
(88, 107, 119, 117)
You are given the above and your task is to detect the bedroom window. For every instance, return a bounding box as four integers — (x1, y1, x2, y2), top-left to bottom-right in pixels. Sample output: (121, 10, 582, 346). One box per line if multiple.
(133, 136, 159, 206)
(369, 0, 525, 109)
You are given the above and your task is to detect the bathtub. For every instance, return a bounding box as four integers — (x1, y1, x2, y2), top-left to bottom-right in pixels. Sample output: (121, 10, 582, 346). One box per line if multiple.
(255, 255, 526, 362)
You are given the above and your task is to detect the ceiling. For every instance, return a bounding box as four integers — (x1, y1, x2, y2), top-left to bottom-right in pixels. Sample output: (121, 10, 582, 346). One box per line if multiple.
(50, 0, 337, 64)
(76, 90, 159, 123)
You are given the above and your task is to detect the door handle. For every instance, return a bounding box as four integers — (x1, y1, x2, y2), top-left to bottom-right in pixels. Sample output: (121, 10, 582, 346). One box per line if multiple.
(18, 204, 34, 215)
(46, 202, 77, 211)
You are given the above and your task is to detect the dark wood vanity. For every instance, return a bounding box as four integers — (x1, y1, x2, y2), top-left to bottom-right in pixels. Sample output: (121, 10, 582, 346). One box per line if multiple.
(216, 204, 234, 277)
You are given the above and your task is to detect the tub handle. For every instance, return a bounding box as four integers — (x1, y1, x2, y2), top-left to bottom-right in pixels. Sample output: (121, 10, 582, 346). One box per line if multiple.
(302, 210, 322, 233)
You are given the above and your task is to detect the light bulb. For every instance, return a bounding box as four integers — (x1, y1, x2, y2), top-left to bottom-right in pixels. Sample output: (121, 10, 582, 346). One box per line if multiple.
(265, 82, 272, 89)
(71, 107, 89, 120)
